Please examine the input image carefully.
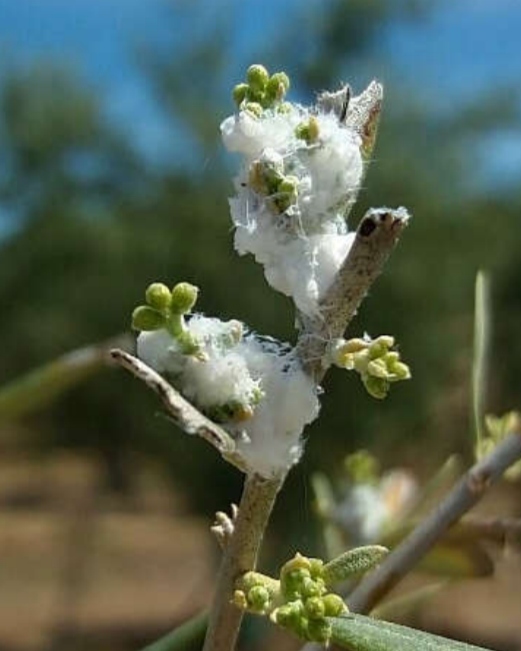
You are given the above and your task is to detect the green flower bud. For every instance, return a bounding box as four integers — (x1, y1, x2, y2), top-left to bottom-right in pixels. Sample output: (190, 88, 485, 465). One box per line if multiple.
(170, 282, 199, 314)
(305, 596, 325, 620)
(367, 358, 389, 379)
(232, 82, 249, 107)
(233, 590, 248, 610)
(277, 101, 293, 114)
(363, 375, 389, 399)
(278, 175, 299, 196)
(247, 64, 269, 92)
(131, 305, 166, 331)
(281, 552, 312, 576)
(390, 361, 411, 380)
(244, 101, 263, 118)
(309, 558, 324, 579)
(323, 593, 347, 617)
(369, 337, 393, 359)
(249, 159, 284, 195)
(266, 72, 290, 101)
(307, 618, 332, 644)
(301, 577, 321, 599)
(248, 585, 271, 612)
(273, 600, 304, 628)
(145, 282, 172, 311)
(282, 568, 311, 599)
(275, 175, 299, 213)
(295, 116, 320, 143)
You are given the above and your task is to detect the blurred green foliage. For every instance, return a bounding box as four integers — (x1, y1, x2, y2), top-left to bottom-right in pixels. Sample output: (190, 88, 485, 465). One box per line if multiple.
(0, 0, 520, 543)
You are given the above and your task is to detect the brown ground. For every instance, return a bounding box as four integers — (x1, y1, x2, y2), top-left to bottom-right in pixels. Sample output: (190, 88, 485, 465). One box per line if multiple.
(1, 452, 521, 651)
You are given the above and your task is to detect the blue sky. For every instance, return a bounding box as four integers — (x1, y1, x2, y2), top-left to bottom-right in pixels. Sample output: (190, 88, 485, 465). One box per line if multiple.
(0, 0, 519, 168)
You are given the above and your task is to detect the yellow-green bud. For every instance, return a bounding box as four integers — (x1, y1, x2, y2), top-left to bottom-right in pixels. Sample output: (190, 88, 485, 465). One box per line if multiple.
(247, 64, 269, 92)
(232, 82, 249, 107)
(281, 552, 312, 576)
(273, 600, 304, 628)
(363, 375, 389, 399)
(249, 159, 284, 195)
(369, 336, 394, 359)
(131, 305, 166, 331)
(278, 175, 299, 196)
(277, 101, 292, 114)
(275, 175, 299, 213)
(390, 361, 411, 380)
(309, 558, 324, 579)
(170, 282, 198, 314)
(301, 577, 321, 599)
(307, 618, 331, 644)
(233, 590, 248, 610)
(267, 72, 290, 100)
(295, 116, 320, 143)
(244, 102, 263, 118)
(367, 358, 389, 379)
(145, 282, 171, 311)
(323, 593, 347, 617)
(305, 596, 325, 620)
(248, 585, 270, 611)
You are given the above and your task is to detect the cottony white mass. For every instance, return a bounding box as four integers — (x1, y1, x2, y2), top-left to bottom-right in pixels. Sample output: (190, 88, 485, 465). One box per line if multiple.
(221, 102, 364, 316)
(137, 314, 320, 478)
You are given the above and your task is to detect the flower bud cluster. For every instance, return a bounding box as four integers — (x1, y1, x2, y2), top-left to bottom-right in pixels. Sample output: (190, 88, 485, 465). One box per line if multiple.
(221, 65, 365, 316)
(232, 64, 290, 116)
(234, 546, 387, 644)
(234, 552, 347, 645)
(329, 335, 411, 399)
(134, 282, 320, 477)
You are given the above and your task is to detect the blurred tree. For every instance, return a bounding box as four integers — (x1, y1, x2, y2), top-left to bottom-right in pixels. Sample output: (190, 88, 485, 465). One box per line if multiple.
(0, 0, 520, 524)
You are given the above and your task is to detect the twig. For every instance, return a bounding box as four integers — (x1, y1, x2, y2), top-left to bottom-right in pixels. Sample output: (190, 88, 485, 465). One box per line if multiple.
(109, 349, 243, 470)
(297, 207, 409, 380)
(347, 430, 521, 614)
(300, 432, 521, 651)
(202, 473, 284, 651)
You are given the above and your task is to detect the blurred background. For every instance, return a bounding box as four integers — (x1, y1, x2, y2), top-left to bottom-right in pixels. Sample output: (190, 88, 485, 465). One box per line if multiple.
(0, 0, 520, 649)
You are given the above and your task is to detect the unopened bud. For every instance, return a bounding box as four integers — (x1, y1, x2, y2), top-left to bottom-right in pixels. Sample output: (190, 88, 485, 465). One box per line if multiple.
(363, 375, 389, 399)
(131, 306, 165, 331)
(170, 282, 198, 314)
(305, 596, 325, 620)
(145, 283, 171, 311)
(244, 101, 263, 118)
(266, 71, 290, 101)
(323, 593, 347, 617)
(247, 64, 269, 92)
(232, 83, 249, 107)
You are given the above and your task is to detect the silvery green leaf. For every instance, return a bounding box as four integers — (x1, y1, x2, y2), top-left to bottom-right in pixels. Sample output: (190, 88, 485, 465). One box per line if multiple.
(331, 614, 493, 651)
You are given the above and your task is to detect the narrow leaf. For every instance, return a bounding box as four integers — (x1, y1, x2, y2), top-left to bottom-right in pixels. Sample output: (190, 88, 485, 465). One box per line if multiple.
(472, 270, 491, 447)
(0, 336, 128, 421)
(322, 546, 388, 585)
(331, 613, 494, 651)
(141, 610, 208, 651)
